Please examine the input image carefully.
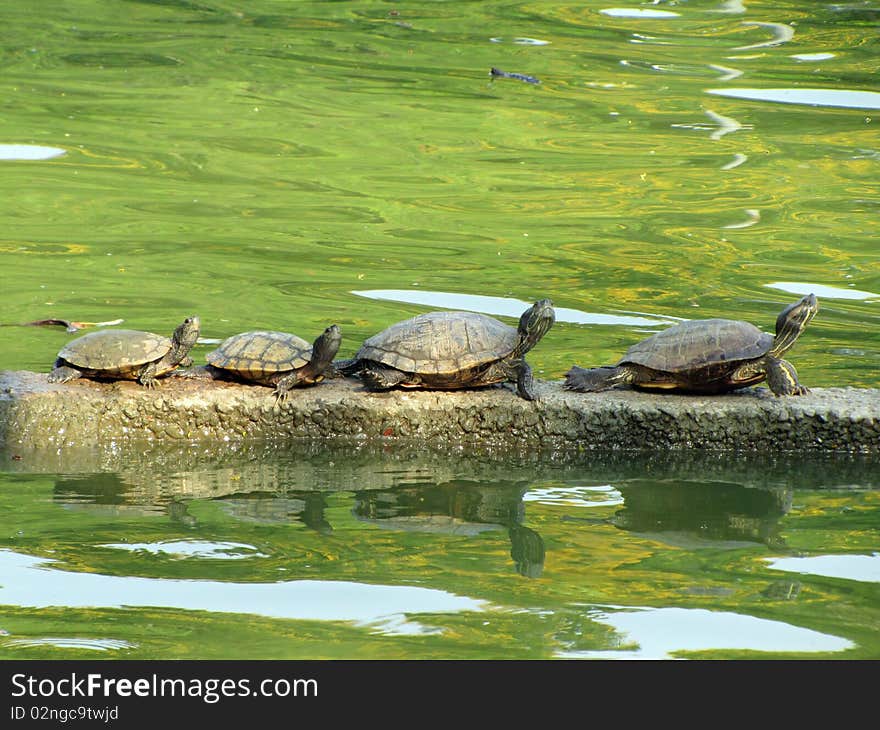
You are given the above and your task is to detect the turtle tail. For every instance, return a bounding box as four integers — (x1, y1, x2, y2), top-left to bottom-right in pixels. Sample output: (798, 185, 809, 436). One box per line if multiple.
(564, 365, 628, 392)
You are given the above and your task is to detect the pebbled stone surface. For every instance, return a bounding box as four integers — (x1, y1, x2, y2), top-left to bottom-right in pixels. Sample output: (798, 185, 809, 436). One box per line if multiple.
(1, 370, 878, 452)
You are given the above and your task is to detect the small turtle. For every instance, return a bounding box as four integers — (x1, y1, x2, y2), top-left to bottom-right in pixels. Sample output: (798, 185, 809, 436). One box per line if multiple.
(337, 299, 555, 401)
(565, 294, 818, 396)
(188, 325, 341, 401)
(47, 315, 201, 388)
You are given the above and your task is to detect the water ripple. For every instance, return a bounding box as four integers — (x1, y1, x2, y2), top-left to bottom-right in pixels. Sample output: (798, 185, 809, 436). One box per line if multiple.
(733, 21, 795, 51)
(4, 636, 135, 652)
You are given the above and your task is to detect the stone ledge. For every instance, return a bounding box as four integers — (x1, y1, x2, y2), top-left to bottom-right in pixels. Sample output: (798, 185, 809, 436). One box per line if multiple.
(1, 370, 878, 452)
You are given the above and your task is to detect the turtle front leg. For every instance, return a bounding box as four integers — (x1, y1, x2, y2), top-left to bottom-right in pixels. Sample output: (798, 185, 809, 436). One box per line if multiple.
(515, 361, 538, 401)
(765, 357, 808, 396)
(273, 370, 308, 403)
(47, 364, 83, 384)
(137, 363, 161, 389)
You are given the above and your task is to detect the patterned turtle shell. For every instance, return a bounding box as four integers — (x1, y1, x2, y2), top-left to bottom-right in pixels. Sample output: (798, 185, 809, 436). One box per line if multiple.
(354, 311, 519, 376)
(206, 330, 313, 380)
(620, 318, 774, 373)
(56, 329, 174, 377)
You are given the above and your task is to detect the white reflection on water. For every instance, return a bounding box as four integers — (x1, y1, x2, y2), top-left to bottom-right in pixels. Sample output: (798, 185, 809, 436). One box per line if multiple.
(99, 540, 266, 560)
(600, 8, 679, 18)
(705, 109, 745, 140)
(4, 637, 135, 652)
(766, 281, 879, 301)
(791, 52, 835, 62)
(706, 88, 880, 110)
(0, 550, 485, 636)
(709, 64, 743, 82)
(723, 208, 760, 229)
(712, 0, 746, 13)
(734, 21, 795, 51)
(766, 553, 880, 583)
(0, 144, 66, 160)
(523, 484, 624, 508)
(351, 290, 677, 327)
(489, 37, 550, 46)
(721, 153, 748, 170)
(558, 606, 854, 659)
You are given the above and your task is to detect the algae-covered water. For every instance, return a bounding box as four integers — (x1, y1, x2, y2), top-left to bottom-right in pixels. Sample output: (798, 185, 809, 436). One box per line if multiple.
(0, 0, 878, 659)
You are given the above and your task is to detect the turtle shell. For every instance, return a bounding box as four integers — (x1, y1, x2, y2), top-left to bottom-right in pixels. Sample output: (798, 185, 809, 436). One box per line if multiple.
(57, 329, 172, 376)
(206, 330, 312, 380)
(355, 311, 518, 376)
(621, 318, 773, 373)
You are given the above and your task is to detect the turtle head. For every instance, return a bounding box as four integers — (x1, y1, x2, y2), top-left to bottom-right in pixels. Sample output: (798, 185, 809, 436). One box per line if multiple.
(514, 298, 555, 356)
(171, 316, 201, 358)
(311, 324, 342, 368)
(771, 294, 817, 356)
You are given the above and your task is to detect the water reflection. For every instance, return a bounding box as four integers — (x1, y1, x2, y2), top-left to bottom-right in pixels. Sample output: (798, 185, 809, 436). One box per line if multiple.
(99, 540, 266, 560)
(353, 482, 545, 577)
(766, 281, 879, 301)
(2, 442, 878, 657)
(217, 493, 333, 534)
(0, 550, 486, 636)
(734, 21, 795, 51)
(0, 144, 66, 160)
(489, 37, 550, 46)
(600, 8, 679, 18)
(706, 88, 880, 110)
(766, 553, 880, 583)
(352, 289, 676, 327)
(3, 637, 135, 652)
(565, 479, 792, 549)
(790, 53, 836, 62)
(558, 606, 853, 659)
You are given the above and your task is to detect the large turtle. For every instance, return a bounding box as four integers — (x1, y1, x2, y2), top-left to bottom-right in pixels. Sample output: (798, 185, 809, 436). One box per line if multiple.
(187, 325, 341, 401)
(564, 294, 818, 396)
(48, 315, 201, 388)
(337, 299, 555, 401)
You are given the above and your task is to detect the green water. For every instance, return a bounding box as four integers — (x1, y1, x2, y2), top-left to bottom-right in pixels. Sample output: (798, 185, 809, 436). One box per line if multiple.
(1, 0, 879, 659)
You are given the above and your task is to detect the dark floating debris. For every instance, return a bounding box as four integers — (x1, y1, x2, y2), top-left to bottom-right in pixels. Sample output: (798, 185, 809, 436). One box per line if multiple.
(489, 67, 541, 85)
(6, 317, 125, 333)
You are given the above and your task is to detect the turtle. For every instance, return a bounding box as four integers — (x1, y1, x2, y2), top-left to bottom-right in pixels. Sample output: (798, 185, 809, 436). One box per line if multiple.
(186, 325, 342, 401)
(337, 298, 555, 401)
(564, 294, 818, 396)
(47, 315, 201, 388)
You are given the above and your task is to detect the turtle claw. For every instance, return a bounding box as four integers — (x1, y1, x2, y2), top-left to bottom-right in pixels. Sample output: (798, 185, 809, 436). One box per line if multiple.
(273, 386, 291, 405)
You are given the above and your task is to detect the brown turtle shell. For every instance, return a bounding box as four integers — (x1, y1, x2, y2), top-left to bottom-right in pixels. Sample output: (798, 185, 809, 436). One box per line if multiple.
(57, 329, 172, 377)
(621, 318, 773, 373)
(206, 330, 312, 380)
(355, 311, 518, 376)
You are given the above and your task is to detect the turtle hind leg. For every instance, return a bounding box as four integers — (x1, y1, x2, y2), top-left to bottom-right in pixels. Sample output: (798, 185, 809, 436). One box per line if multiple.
(176, 364, 221, 381)
(47, 364, 83, 384)
(765, 357, 808, 396)
(333, 358, 361, 376)
(564, 365, 631, 392)
(360, 366, 413, 391)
